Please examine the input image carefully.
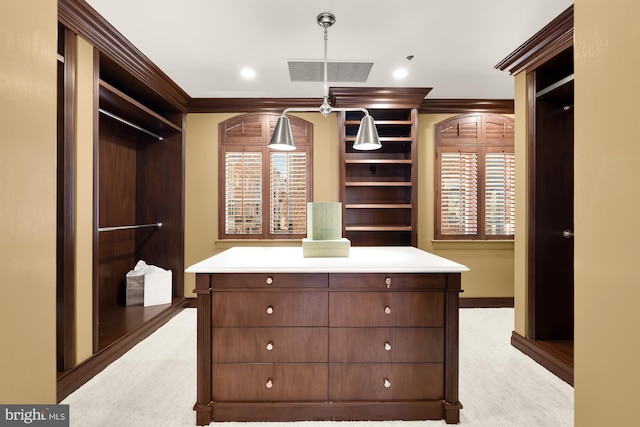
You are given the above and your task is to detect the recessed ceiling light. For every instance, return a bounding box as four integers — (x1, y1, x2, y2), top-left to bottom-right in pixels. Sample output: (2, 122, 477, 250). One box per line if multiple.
(393, 68, 408, 79)
(241, 68, 256, 79)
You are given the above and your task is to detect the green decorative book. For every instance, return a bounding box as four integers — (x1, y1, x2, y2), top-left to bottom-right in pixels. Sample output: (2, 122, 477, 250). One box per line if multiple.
(302, 238, 350, 257)
(306, 202, 342, 240)
(304, 202, 350, 257)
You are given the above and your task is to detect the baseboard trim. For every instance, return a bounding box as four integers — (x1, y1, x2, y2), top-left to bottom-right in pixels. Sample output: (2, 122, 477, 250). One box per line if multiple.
(459, 297, 514, 308)
(510, 331, 574, 386)
(57, 298, 191, 402)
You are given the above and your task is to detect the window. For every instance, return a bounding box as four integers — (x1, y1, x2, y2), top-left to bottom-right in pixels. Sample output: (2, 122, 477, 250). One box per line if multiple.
(435, 114, 515, 240)
(219, 113, 313, 239)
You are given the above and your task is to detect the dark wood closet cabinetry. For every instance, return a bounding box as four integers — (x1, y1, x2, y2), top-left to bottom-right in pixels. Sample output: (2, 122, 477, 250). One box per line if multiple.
(496, 5, 574, 385)
(530, 45, 574, 345)
(95, 54, 185, 351)
(334, 88, 431, 247)
(57, 0, 191, 399)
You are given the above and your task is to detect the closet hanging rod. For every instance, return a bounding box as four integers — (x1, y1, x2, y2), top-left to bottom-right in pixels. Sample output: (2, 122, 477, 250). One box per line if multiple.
(98, 108, 164, 141)
(98, 222, 163, 232)
(535, 73, 574, 99)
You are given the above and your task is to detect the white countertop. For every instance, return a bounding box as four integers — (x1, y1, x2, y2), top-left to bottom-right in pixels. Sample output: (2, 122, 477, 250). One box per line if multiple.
(185, 246, 469, 274)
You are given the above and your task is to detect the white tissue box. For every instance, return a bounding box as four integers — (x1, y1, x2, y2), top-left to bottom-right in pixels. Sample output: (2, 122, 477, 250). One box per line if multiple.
(125, 261, 172, 307)
(143, 270, 172, 307)
(125, 273, 145, 306)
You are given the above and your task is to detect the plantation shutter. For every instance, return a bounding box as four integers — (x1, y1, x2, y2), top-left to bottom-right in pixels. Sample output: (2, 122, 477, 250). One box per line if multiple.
(485, 151, 515, 236)
(219, 113, 313, 240)
(270, 152, 307, 234)
(439, 151, 478, 236)
(224, 152, 262, 235)
(435, 113, 514, 240)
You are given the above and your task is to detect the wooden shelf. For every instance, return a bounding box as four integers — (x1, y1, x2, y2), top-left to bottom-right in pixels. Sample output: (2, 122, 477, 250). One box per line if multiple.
(345, 120, 413, 126)
(346, 159, 412, 164)
(97, 301, 174, 351)
(345, 181, 412, 187)
(345, 204, 412, 209)
(99, 80, 182, 138)
(345, 136, 413, 143)
(346, 225, 413, 231)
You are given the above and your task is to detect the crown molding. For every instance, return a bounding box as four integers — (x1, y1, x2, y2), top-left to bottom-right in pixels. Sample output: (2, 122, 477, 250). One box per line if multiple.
(328, 87, 433, 109)
(188, 98, 325, 114)
(495, 5, 573, 75)
(419, 99, 514, 114)
(188, 96, 514, 115)
(58, 0, 189, 112)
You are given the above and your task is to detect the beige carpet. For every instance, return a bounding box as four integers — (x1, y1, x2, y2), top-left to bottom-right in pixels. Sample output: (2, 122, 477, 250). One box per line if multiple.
(62, 308, 573, 426)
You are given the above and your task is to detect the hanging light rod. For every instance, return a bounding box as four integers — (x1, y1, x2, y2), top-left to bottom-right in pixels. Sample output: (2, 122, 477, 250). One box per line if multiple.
(268, 12, 381, 151)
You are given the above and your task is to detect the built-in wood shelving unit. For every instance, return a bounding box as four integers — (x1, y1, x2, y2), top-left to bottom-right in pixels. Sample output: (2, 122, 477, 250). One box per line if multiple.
(339, 108, 418, 246)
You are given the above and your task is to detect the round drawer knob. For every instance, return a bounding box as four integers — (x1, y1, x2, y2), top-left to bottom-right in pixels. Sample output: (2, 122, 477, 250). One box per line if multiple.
(384, 306, 391, 315)
(266, 341, 274, 351)
(383, 378, 391, 388)
(266, 276, 273, 285)
(384, 342, 392, 351)
(266, 379, 273, 389)
(385, 277, 391, 288)
(266, 306, 274, 315)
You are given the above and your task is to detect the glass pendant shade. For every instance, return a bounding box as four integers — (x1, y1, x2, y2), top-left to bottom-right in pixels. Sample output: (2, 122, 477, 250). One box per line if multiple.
(353, 115, 382, 150)
(268, 116, 297, 150)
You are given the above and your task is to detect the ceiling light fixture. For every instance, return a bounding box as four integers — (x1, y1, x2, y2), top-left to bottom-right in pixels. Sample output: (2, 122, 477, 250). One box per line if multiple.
(241, 68, 256, 79)
(269, 12, 381, 151)
(393, 68, 408, 79)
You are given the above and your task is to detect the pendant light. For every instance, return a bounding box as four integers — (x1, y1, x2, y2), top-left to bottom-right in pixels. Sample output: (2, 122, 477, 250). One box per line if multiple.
(269, 12, 381, 151)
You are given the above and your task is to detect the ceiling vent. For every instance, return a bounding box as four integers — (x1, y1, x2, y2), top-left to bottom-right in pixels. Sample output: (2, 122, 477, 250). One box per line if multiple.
(288, 61, 373, 82)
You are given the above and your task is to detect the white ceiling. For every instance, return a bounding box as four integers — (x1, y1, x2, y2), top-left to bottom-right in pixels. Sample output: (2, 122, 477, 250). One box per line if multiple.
(85, 0, 573, 100)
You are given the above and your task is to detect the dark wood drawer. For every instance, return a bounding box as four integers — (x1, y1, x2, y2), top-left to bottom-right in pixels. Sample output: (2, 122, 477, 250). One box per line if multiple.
(329, 363, 444, 401)
(212, 291, 328, 327)
(212, 273, 328, 288)
(212, 363, 327, 401)
(329, 328, 444, 363)
(329, 292, 443, 327)
(213, 327, 327, 362)
(330, 273, 446, 290)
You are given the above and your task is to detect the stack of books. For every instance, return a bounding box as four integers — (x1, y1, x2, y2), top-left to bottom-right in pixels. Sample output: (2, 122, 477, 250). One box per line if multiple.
(302, 202, 350, 257)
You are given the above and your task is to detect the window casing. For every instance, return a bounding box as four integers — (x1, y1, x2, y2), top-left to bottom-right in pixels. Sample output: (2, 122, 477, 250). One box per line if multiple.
(435, 114, 515, 240)
(219, 113, 313, 239)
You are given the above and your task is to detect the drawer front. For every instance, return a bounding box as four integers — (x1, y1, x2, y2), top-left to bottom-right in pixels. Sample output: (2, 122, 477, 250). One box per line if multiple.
(213, 327, 327, 363)
(330, 273, 446, 290)
(329, 292, 443, 327)
(329, 363, 444, 401)
(329, 328, 444, 363)
(212, 291, 328, 327)
(212, 273, 328, 288)
(212, 363, 327, 401)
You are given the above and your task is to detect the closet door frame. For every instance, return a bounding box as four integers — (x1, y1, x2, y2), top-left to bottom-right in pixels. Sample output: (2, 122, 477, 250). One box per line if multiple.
(57, 24, 76, 373)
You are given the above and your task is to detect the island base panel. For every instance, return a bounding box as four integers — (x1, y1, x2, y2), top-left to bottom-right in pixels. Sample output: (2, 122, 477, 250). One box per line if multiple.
(189, 248, 467, 426)
(202, 401, 459, 423)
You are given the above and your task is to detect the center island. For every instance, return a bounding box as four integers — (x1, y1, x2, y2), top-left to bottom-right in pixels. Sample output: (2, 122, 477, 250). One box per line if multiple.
(186, 246, 469, 425)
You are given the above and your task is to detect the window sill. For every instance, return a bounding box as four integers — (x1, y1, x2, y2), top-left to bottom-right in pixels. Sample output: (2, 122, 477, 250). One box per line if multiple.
(431, 240, 514, 251)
